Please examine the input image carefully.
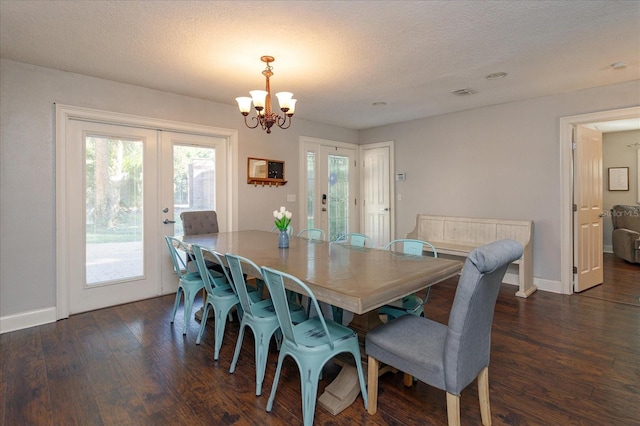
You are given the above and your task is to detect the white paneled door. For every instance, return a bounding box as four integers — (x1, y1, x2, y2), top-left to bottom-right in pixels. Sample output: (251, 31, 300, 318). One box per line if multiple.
(574, 125, 604, 292)
(64, 120, 227, 314)
(361, 143, 393, 247)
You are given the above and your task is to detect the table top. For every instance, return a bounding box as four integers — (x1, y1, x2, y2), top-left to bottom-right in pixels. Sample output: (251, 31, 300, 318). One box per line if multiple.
(179, 230, 463, 315)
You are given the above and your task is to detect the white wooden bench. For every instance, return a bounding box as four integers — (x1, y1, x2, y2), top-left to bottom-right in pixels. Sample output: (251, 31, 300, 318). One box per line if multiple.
(406, 214, 536, 298)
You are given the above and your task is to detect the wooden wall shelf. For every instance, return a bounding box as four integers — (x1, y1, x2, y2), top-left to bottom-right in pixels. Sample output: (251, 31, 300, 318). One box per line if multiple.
(247, 157, 287, 187)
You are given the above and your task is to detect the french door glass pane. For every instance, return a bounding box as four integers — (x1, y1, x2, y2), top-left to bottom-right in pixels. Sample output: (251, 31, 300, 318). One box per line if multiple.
(306, 151, 316, 229)
(328, 154, 350, 241)
(85, 135, 143, 285)
(173, 145, 216, 236)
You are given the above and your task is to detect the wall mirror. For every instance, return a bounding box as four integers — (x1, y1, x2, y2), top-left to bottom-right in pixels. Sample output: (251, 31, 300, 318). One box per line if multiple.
(247, 157, 287, 186)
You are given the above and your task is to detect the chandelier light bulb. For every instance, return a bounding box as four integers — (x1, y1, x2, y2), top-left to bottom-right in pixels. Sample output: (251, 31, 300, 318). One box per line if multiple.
(235, 97, 253, 114)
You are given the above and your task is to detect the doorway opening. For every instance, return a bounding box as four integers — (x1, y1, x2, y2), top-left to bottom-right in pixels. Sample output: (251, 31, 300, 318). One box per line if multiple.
(560, 106, 640, 295)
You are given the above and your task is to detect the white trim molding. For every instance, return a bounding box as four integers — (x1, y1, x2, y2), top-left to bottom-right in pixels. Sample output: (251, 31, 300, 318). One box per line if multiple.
(1, 306, 57, 334)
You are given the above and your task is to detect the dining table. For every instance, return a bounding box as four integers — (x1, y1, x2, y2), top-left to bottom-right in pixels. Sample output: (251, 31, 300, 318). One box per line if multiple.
(178, 230, 463, 415)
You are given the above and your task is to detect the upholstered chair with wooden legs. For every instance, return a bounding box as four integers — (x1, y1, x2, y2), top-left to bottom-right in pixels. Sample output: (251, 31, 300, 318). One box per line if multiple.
(365, 239, 523, 426)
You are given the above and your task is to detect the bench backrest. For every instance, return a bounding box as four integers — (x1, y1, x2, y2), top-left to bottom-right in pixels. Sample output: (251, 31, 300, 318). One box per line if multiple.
(407, 214, 532, 246)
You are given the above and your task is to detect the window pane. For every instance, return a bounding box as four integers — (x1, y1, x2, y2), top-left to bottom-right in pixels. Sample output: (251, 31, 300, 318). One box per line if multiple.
(306, 151, 315, 229)
(173, 145, 216, 236)
(328, 154, 350, 241)
(85, 135, 143, 285)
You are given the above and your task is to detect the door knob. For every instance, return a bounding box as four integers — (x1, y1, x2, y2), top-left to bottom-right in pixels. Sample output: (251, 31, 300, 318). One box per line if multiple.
(163, 219, 176, 224)
(380, 208, 390, 211)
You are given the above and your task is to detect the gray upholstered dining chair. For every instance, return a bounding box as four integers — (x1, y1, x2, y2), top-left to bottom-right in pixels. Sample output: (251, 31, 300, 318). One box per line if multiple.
(179, 210, 223, 304)
(365, 239, 523, 426)
(180, 210, 219, 235)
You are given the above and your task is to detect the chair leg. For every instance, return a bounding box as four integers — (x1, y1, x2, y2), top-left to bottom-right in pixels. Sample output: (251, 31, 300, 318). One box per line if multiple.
(478, 366, 492, 425)
(446, 392, 461, 426)
(171, 287, 183, 323)
(403, 373, 414, 387)
(367, 355, 379, 415)
(299, 362, 322, 426)
(266, 351, 286, 412)
(182, 289, 198, 335)
(352, 349, 368, 410)
(195, 301, 211, 344)
(229, 321, 246, 373)
(254, 329, 273, 396)
(213, 305, 231, 360)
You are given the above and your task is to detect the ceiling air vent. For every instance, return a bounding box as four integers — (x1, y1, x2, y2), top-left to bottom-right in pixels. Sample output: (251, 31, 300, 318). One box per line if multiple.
(451, 87, 477, 96)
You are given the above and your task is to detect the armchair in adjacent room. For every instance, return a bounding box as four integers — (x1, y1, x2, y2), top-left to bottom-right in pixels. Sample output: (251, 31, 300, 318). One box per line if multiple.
(611, 205, 640, 264)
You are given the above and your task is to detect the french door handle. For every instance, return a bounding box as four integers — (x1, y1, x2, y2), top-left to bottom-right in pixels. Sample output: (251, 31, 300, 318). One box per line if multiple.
(381, 208, 390, 211)
(163, 219, 176, 224)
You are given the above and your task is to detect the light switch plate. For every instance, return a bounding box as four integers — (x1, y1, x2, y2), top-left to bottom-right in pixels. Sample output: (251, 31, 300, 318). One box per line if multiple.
(287, 194, 296, 202)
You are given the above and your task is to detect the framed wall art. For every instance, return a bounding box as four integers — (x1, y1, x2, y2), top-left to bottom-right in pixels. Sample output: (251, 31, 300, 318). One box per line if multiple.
(608, 167, 629, 191)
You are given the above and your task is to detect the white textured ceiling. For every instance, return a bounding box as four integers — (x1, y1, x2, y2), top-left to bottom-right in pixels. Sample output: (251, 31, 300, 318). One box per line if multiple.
(1, 1, 639, 130)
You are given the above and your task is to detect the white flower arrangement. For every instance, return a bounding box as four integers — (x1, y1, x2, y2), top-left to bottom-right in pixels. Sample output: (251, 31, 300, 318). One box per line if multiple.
(273, 206, 292, 231)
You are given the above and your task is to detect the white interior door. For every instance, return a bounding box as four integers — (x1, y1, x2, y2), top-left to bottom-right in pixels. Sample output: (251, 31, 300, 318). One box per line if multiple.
(574, 125, 604, 292)
(66, 120, 160, 314)
(361, 143, 393, 247)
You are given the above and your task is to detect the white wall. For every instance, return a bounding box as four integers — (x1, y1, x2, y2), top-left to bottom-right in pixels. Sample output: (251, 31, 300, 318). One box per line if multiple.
(359, 80, 640, 289)
(2, 56, 639, 329)
(0, 59, 357, 321)
(603, 130, 640, 251)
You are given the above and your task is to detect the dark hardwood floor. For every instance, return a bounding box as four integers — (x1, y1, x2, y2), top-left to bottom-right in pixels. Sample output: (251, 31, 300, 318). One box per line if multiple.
(1, 255, 638, 425)
(577, 253, 640, 306)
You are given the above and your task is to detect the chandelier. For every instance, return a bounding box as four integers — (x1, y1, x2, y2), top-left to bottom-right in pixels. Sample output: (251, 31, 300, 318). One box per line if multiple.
(235, 56, 297, 134)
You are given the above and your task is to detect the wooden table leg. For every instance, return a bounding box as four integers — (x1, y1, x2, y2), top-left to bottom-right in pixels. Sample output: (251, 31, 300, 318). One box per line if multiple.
(317, 310, 386, 415)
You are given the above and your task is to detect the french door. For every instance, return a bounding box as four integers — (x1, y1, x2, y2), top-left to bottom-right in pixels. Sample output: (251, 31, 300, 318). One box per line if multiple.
(301, 138, 358, 242)
(159, 131, 228, 292)
(61, 114, 230, 315)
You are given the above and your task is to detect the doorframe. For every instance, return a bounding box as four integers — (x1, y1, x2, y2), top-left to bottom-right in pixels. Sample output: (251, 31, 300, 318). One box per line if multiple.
(298, 136, 360, 237)
(559, 106, 640, 295)
(55, 104, 238, 319)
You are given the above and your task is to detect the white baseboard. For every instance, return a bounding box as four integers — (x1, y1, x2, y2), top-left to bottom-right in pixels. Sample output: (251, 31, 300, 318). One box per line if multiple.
(503, 272, 562, 295)
(531, 277, 563, 294)
(0, 306, 57, 334)
(604, 245, 613, 254)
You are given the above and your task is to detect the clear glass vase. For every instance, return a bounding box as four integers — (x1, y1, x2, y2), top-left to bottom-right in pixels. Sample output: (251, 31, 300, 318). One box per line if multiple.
(278, 229, 289, 248)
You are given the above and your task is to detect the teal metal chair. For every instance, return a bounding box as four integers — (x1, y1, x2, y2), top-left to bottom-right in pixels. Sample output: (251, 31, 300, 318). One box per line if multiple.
(192, 244, 242, 359)
(165, 236, 205, 335)
(297, 228, 325, 241)
(261, 266, 368, 426)
(225, 254, 307, 396)
(379, 239, 439, 321)
(331, 232, 372, 323)
(333, 232, 372, 247)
